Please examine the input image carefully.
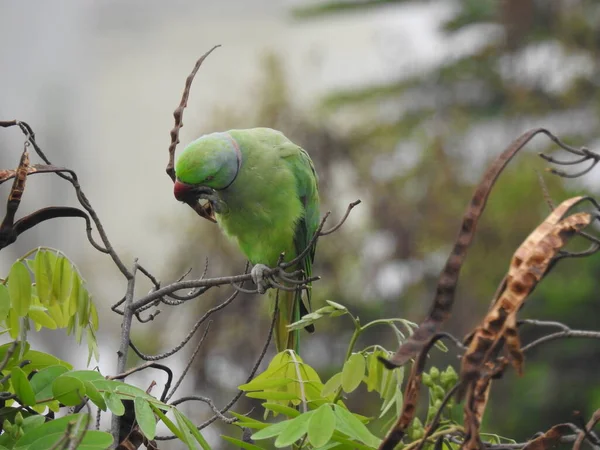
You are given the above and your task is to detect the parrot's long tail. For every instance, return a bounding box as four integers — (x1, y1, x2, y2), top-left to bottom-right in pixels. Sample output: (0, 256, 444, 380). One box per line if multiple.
(270, 288, 301, 353)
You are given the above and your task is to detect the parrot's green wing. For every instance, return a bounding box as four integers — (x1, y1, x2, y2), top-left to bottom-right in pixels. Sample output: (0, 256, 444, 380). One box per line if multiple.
(281, 142, 320, 328)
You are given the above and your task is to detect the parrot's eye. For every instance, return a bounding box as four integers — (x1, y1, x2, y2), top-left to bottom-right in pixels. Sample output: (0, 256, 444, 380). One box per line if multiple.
(205, 175, 215, 182)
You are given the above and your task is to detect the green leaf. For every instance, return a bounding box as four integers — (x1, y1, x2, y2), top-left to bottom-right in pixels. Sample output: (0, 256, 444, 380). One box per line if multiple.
(104, 392, 125, 416)
(28, 309, 57, 330)
(274, 411, 313, 448)
(13, 413, 88, 449)
(27, 429, 113, 450)
(22, 350, 72, 372)
(89, 302, 99, 331)
(66, 274, 79, 317)
(72, 430, 114, 449)
(30, 365, 70, 401)
(221, 436, 266, 450)
(341, 353, 365, 393)
(51, 256, 64, 304)
(311, 442, 340, 450)
(10, 367, 36, 406)
(33, 251, 52, 306)
(134, 397, 156, 440)
(6, 309, 19, 339)
(52, 375, 86, 406)
(8, 262, 31, 317)
(77, 285, 90, 327)
(246, 391, 299, 401)
(239, 377, 294, 391)
(173, 410, 197, 450)
(0, 285, 10, 322)
(97, 379, 163, 403)
(263, 403, 301, 418)
(333, 406, 380, 447)
(24, 433, 66, 450)
(178, 411, 211, 450)
(84, 381, 107, 411)
(68, 370, 105, 382)
(380, 386, 399, 418)
(150, 403, 186, 441)
(308, 404, 336, 447)
(366, 351, 385, 393)
(86, 327, 99, 364)
(22, 415, 46, 433)
(379, 368, 401, 417)
(52, 256, 72, 305)
(230, 412, 268, 430)
(322, 372, 342, 397)
(46, 304, 65, 328)
(252, 420, 291, 440)
(325, 300, 347, 311)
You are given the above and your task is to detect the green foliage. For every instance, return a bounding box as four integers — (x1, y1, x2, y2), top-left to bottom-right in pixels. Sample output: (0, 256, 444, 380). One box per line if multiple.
(0, 249, 215, 450)
(0, 338, 212, 449)
(223, 303, 463, 449)
(1, 248, 99, 364)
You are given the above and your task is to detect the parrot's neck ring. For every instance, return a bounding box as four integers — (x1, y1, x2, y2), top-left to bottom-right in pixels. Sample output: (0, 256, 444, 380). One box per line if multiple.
(220, 134, 243, 190)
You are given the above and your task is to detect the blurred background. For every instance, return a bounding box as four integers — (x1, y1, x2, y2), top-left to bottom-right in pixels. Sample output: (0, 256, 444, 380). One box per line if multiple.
(1, 0, 599, 448)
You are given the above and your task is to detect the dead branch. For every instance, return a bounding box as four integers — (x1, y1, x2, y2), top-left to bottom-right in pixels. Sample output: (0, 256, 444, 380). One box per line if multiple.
(384, 128, 563, 368)
(166, 45, 221, 223)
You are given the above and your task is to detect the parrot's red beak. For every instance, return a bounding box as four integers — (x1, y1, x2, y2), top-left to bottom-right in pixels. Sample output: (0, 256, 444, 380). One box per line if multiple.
(173, 180, 192, 202)
(173, 180, 218, 223)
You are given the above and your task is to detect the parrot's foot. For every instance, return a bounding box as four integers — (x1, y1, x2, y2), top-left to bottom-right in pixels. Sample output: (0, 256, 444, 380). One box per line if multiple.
(251, 264, 272, 294)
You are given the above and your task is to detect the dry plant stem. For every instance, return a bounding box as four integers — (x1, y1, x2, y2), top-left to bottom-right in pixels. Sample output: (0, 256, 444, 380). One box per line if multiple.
(573, 410, 600, 450)
(319, 200, 361, 236)
(166, 45, 221, 179)
(111, 261, 139, 446)
(522, 329, 600, 353)
(166, 46, 221, 222)
(0, 121, 132, 276)
(165, 323, 212, 402)
(108, 361, 172, 385)
(130, 289, 239, 361)
(170, 395, 235, 423)
(386, 128, 559, 368)
(518, 320, 600, 353)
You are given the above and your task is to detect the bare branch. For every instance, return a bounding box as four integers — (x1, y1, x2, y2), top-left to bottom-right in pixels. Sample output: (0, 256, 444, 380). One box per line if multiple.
(165, 323, 212, 403)
(170, 395, 235, 424)
(130, 289, 240, 361)
(155, 293, 278, 441)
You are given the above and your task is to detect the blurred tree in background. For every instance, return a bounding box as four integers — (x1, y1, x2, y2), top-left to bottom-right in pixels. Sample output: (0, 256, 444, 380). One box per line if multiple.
(148, 0, 600, 446)
(291, 0, 600, 441)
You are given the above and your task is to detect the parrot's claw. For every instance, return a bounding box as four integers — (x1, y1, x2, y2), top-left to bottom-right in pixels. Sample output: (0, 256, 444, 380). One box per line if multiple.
(251, 264, 272, 294)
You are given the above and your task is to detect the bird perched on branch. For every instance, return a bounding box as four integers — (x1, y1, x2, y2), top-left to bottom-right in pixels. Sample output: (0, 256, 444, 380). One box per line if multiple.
(173, 128, 320, 352)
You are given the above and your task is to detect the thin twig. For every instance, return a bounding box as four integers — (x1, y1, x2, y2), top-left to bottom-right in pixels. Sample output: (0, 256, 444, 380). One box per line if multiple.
(170, 395, 236, 423)
(521, 329, 600, 353)
(155, 293, 279, 441)
(129, 288, 240, 361)
(165, 322, 212, 402)
(319, 200, 361, 236)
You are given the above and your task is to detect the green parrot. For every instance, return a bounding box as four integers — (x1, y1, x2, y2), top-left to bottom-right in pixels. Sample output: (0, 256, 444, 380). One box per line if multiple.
(173, 128, 320, 352)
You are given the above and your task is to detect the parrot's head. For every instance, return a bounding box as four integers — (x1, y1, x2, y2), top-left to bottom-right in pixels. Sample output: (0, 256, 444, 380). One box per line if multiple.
(173, 133, 242, 205)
